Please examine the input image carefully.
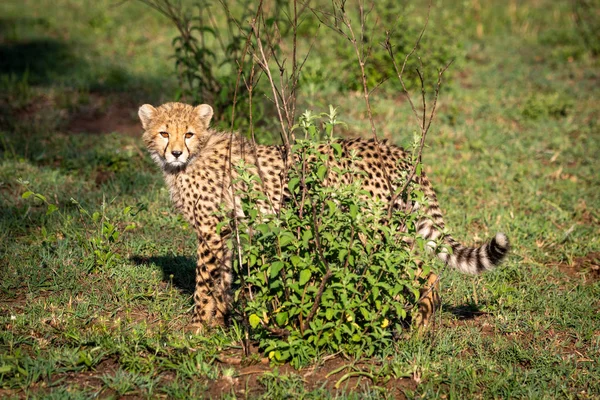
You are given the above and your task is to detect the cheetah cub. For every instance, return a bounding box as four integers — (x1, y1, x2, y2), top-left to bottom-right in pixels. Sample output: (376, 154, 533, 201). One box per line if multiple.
(139, 102, 509, 330)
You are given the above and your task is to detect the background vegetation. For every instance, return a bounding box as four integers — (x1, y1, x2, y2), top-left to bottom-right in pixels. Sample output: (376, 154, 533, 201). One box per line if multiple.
(0, 0, 598, 398)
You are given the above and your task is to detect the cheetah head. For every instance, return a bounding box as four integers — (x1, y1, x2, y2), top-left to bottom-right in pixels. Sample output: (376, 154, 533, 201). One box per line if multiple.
(138, 102, 213, 172)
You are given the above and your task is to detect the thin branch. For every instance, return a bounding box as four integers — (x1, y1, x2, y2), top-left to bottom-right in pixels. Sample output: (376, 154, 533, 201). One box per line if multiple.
(384, 0, 432, 130)
(249, 16, 291, 153)
(393, 59, 453, 204)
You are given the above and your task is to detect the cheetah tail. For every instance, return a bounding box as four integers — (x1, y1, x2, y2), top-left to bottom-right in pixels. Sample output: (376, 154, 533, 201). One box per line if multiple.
(435, 232, 510, 275)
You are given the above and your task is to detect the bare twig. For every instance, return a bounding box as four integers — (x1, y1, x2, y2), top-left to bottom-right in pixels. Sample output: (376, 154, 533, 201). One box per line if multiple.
(249, 16, 291, 152)
(382, 0, 453, 216)
(222, 0, 264, 358)
(324, 2, 394, 195)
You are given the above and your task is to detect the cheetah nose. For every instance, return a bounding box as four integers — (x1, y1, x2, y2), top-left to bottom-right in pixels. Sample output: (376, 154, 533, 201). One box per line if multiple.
(171, 150, 183, 158)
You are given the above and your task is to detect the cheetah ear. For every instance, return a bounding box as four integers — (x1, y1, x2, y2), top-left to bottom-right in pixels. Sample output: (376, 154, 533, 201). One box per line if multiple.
(138, 104, 157, 130)
(194, 104, 213, 128)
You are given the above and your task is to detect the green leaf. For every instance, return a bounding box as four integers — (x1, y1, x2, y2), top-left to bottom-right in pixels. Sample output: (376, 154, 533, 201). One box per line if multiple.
(77, 351, 93, 367)
(46, 204, 58, 216)
(34, 193, 47, 202)
(21, 191, 34, 199)
(270, 261, 284, 279)
(349, 204, 358, 219)
(288, 177, 300, 193)
(258, 224, 272, 235)
(299, 269, 311, 286)
(338, 249, 348, 263)
(290, 255, 303, 267)
(249, 314, 261, 329)
(275, 312, 288, 326)
(326, 200, 337, 215)
(372, 286, 380, 299)
(416, 162, 422, 176)
(0, 365, 12, 374)
(316, 165, 328, 181)
(334, 329, 342, 343)
(347, 254, 355, 266)
(325, 308, 334, 321)
(332, 143, 342, 157)
(279, 232, 294, 247)
(302, 229, 313, 244)
(360, 307, 371, 320)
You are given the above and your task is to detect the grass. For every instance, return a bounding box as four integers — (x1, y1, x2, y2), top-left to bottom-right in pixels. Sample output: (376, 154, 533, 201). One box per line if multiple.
(1, 0, 599, 398)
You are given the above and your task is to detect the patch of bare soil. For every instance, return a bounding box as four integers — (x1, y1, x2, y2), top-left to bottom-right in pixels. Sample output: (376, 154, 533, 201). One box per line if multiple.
(67, 93, 141, 136)
(52, 357, 118, 391)
(0, 389, 24, 399)
(208, 350, 416, 399)
(12, 350, 415, 398)
(555, 252, 600, 283)
(0, 288, 57, 318)
(4, 358, 120, 399)
(444, 311, 496, 338)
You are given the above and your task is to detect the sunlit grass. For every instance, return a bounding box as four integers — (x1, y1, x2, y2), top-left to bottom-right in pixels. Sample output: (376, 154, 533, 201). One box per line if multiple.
(0, 0, 598, 398)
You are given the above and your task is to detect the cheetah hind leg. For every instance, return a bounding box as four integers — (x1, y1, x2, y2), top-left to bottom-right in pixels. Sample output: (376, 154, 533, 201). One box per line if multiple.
(414, 270, 441, 329)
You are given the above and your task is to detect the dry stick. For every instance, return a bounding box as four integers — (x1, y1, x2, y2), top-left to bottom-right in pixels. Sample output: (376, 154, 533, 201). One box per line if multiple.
(341, 1, 449, 320)
(312, 1, 436, 323)
(249, 19, 290, 154)
(220, 0, 264, 357)
(265, 25, 294, 136)
(382, 0, 451, 219)
(383, 7, 452, 320)
(205, 1, 227, 55)
(224, 0, 305, 341)
(310, 3, 396, 201)
(389, 1, 432, 130)
(389, 58, 453, 204)
(336, 4, 395, 207)
(230, 7, 290, 216)
(261, 1, 304, 143)
(219, 0, 254, 51)
(290, 0, 299, 130)
(279, 7, 321, 146)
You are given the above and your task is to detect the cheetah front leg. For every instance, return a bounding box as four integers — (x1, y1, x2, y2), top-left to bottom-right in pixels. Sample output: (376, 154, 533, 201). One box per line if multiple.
(188, 230, 233, 332)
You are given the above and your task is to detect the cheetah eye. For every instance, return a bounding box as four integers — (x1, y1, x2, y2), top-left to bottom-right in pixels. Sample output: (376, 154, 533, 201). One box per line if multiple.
(184, 132, 194, 139)
(159, 131, 169, 138)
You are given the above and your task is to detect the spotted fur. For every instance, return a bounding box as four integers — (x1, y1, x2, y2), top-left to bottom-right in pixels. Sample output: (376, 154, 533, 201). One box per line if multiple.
(139, 102, 509, 328)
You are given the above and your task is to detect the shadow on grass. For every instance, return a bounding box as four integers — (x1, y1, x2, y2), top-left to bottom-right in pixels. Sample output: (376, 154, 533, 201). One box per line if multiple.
(0, 38, 80, 85)
(444, 302, 487, 320)
(130, 255, 196, 295)
(0, 18, 79, 84)
(0, 17, 167, 92)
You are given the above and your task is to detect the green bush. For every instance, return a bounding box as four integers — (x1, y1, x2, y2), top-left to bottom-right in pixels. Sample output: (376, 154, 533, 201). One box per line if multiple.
(139, 0, 290, 129)
(226, 109, 433, 367)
